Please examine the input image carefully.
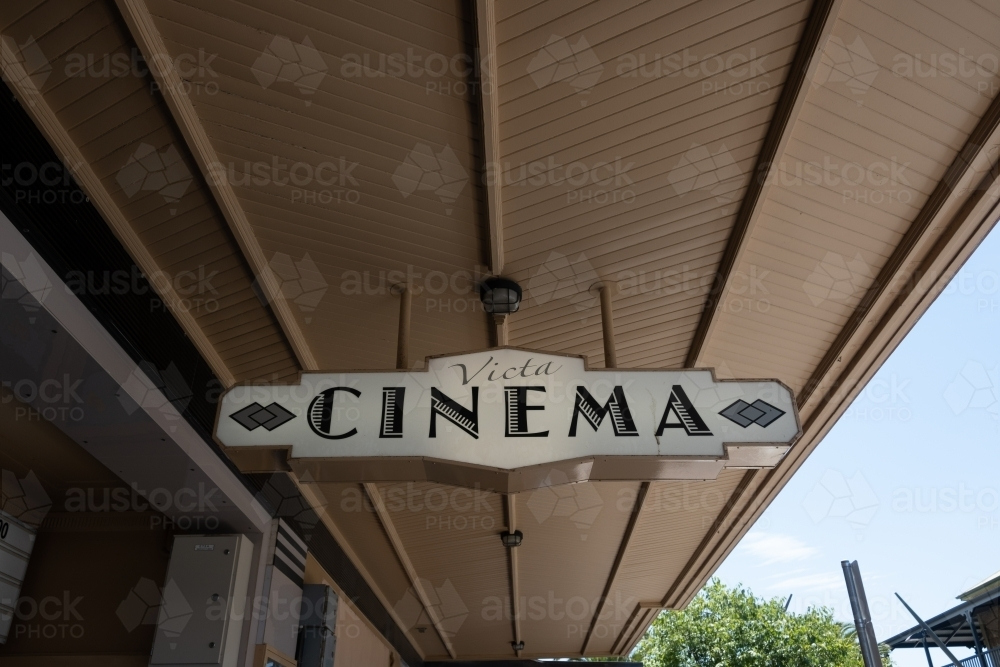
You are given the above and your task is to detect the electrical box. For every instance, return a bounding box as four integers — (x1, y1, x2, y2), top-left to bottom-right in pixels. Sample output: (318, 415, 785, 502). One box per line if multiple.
(0, 511, 37, 644)
(150, 534, 253, 667)
(296, 584, 338, 667)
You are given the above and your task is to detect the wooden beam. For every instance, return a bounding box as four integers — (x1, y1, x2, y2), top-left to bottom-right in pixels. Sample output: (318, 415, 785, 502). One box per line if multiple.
(0, 40, 235, 388)
(580, 482, 649, 655)
(622, 605, 664, 655)
(609, 602, 662, 656)
(475, 0, 503, 275)
(363, 483, 459, 659)
(505, 493, 522, 657)
(685, 0, 843, 367)
(609, 604, 643, 656)
(113, 0, 318, 371)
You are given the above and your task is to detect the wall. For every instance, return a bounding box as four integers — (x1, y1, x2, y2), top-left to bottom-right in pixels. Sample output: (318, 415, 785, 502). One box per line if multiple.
(978, 604, 1000, 649)
(0, 513, 168, 666)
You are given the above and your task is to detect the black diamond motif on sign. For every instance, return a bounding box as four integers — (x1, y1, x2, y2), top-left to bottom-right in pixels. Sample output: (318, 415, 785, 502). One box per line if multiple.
(231, 402, 295, 431)
(739, 404, 765, 422)
(719, 399, 785, 428)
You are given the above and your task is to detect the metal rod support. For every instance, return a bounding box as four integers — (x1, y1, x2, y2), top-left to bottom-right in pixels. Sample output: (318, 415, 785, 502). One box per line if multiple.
(505, 494, 521, 656)
(598, 283, 617, 368)
(396, 285, 411, 369)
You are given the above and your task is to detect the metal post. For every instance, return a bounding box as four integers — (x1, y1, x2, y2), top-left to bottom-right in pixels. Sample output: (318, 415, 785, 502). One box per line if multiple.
(395, 285, 411, 369)
(966, 611, 988, 667)
(598, 283, 617, 369)
(923, 634, 934, 667)
(494, 313, 508, 346)
(843, 560, 882, 667)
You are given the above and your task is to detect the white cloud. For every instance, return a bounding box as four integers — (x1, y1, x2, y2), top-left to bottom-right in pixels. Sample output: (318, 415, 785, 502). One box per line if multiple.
(766, 571, 844, 593)
(738, 532, 819, 565)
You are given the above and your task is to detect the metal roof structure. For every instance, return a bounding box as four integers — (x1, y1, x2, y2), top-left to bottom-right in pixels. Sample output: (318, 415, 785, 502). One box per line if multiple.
(884, 587, 1000, 651)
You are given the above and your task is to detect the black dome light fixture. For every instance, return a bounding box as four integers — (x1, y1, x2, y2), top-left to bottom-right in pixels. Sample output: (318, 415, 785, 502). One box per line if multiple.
(500, 530, 523, 548)
(479, 277, 522, 315)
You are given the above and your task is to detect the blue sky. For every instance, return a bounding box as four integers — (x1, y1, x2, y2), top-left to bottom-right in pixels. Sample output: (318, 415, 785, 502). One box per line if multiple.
(714, 224, 1000, 667)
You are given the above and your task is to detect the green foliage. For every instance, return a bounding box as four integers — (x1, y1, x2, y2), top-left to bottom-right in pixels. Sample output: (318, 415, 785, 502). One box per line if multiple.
(622, 579, 892, 667)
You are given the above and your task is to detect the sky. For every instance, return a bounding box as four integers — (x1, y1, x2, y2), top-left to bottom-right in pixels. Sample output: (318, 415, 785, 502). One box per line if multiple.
(714, 222, 1000, 667)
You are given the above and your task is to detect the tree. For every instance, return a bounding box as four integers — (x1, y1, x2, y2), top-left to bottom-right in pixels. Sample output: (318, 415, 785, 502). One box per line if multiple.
(606, 579, 892, 666)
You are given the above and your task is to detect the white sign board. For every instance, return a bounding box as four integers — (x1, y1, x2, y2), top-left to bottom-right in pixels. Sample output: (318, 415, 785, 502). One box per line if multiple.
(215, 349, 799, 481)
(0, 511, 37, 644)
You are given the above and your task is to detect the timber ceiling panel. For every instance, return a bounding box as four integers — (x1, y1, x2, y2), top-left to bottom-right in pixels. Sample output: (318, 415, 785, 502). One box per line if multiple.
(311, 481, 451, 659)
(512, 481, 638, 656)
(1, 0, 301, 384)
(7, 0, 1000, 661)
(142, 0, 492, 370)
(496, 0, 811, 368)
(369, 481, 511, 658)
(297, 470, 771, 661)
(302, 473, 765, 660)
(699, 0, 1000, 392)
(585, 472, 748, 654)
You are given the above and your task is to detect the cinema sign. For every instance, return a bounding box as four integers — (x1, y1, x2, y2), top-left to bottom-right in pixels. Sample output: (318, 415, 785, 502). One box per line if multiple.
(215, 348, 800, 491)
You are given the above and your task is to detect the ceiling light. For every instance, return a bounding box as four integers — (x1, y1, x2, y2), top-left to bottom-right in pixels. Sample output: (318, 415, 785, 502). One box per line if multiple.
(500, 530, 523, 548)
(480, 277, 522, 315)
(511, 641, 525, 651)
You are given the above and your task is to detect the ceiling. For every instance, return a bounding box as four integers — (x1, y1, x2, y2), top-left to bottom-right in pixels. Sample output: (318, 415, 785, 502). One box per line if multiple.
(3, 0, 1000, 660)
